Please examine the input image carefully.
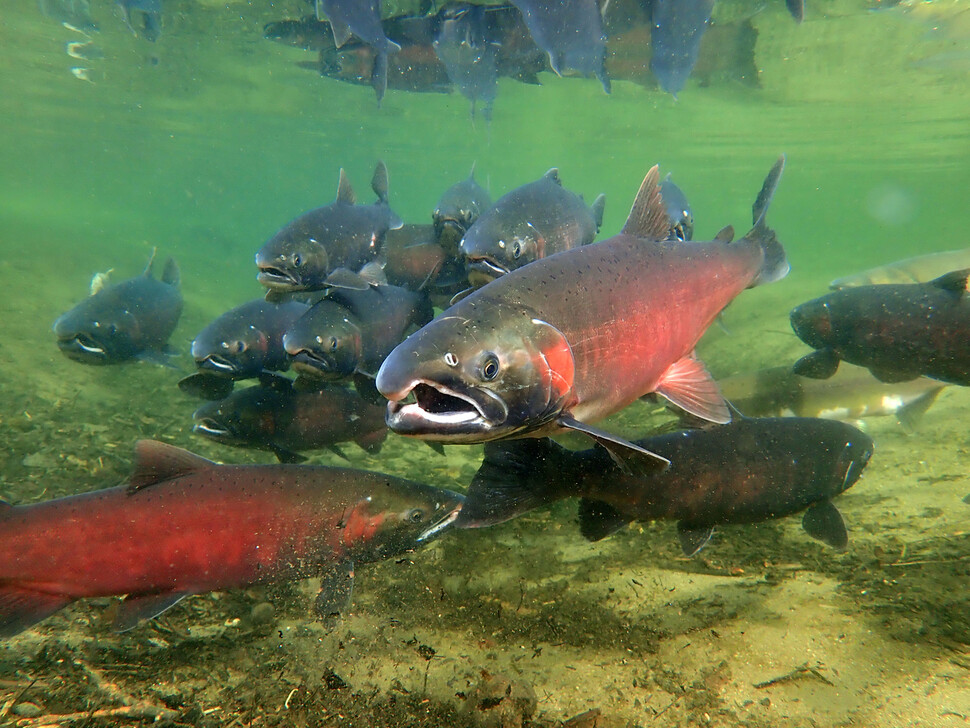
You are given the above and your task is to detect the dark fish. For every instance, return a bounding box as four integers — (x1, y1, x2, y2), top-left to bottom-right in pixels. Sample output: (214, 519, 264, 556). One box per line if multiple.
(433, 4, 499, 122)
(284, 272, 433, 380)
(255, 161, 403, 296)
(177, 299, 310, 400)
(384, 224, 448, 288)
(460, 168, 606, 285)
(315, 0, 401, 105)
(290, 6, 546, 99)
(376, 157, 788, 471)
(791, 269, 970, 386)
(264, 16, 336, 51)
(432, 165, 493, 256)
(38, 0, 98, 32)
(457, 418, 873, 555)
(510, 0, 610, 92)
(660, 173, 694, 241)
(719, 364, 946, 430)
(605, 13, 759, 93)
(53, 252, 182, 366)
(118, 0, 161, 41)
(829, 249, 970, 289)
(192, 378, 387, 463)
(649, 0, 714, 96)
(0, 440, 463, 637)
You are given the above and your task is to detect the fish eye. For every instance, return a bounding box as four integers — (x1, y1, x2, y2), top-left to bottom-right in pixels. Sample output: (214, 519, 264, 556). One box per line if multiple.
(406, 508, 425, 523)
(511, 241, 522, 259)
(480, 353, 500, 381)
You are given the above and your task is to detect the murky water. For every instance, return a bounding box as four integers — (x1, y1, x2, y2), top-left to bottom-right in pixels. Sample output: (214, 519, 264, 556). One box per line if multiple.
(1, 0, 968, 725)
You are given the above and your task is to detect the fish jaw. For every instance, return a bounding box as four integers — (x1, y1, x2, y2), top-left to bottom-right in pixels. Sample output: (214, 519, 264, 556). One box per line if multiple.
(465, 256, 509, 286)
(376, 306, 576, 443)
(56, 334, 111, 364)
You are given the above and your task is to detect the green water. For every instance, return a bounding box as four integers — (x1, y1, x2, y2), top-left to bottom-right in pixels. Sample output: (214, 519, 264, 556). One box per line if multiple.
(1, 0, 969, 725)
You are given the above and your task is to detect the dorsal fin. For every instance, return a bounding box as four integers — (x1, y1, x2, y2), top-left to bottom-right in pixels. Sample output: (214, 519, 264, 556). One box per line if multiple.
(542, 167, 562, 186)
(714, 225, 735, 243)
(128, 440, 214, 494)
(336, 169, 356, 205)
(930, 268, 970, 295)
(371, 161, 390, 203)
(142, 247, 158, 278)
(161, 258, 180, 288)
(621, 166, 671, 240)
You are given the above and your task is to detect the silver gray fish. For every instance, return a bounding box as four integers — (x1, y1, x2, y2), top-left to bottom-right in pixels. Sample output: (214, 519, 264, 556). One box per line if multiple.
(509, 0, 610, 92)
(315, 0, 401, 106)
(830, 249, 970, 289)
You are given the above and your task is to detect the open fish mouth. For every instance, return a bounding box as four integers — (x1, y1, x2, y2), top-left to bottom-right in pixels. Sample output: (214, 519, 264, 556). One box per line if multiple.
(417, 496, 465, 542)
(466, 257, 509, 283)
(198, 355, 240, 375)
(192, 419, 232, 439)
(256, 266, 300, 289)
(290, 351, 342, 378)
(385, 382, 508, 439)
(58, 335, 107, 358)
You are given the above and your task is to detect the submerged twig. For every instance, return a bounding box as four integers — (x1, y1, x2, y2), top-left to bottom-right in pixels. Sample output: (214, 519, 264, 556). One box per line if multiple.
(753, 662, 834, 689)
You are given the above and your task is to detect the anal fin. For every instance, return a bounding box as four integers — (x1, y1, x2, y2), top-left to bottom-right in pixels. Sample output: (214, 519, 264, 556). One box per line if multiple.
(113, 591, 189, 632)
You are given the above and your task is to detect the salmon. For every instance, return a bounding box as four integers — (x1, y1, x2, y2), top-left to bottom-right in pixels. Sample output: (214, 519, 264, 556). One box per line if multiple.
(375, 157, 788, 471)
(0, 440, 463, 637)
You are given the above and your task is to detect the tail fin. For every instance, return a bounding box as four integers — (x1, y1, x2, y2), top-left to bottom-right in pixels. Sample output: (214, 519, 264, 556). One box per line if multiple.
(455, 438, 583, 528)
(745, 155, 789, 287)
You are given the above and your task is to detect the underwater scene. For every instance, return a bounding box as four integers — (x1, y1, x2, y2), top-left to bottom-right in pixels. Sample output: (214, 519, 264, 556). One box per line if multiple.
(1, 0, 969, 725)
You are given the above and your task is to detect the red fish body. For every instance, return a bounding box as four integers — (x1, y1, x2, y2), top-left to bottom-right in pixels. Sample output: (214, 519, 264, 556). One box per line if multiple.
(376, 158, 787, 466)
(0, 441, 463, 637)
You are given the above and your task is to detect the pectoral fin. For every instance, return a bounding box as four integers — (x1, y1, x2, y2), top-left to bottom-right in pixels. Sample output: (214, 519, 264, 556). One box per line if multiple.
(676, 523, 714, 556)
(557, 416, 669, 476)
(801, 500, 848, 549)
(792, 349, 840, 379)
(0, 586, 73, 638)
(655, 355, 731, 424)
(178, 372, 235, 400)
(315, 560, 355, 627)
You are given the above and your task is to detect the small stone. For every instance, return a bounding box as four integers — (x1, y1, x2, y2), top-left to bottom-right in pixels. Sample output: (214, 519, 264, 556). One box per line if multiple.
(12, 702, 43, 718)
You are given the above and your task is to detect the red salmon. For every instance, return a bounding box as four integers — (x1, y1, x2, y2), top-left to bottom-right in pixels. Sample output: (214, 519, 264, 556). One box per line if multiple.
(376, 157, 788, 470)
(0, 440, 463, 637)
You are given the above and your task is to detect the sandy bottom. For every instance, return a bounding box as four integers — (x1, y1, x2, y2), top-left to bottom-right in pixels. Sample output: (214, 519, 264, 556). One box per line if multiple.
(1, 263, 968, 728)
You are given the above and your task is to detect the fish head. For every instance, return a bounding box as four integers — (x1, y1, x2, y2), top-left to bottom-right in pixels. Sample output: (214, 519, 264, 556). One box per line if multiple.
(376, 301, 575, 442)
(790, 296, 836, 349)
(53, 303, 140, 364)
(461, 220, 545, 286)
(191, 391, 270, 445)
(283, 302, 362, 379)
(433, 178, 491, 256)
(660, 176, 694, 241)
(191, 322, 270, 379)
(347, 482, 466, 560)
(256, 234, 329, 293)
